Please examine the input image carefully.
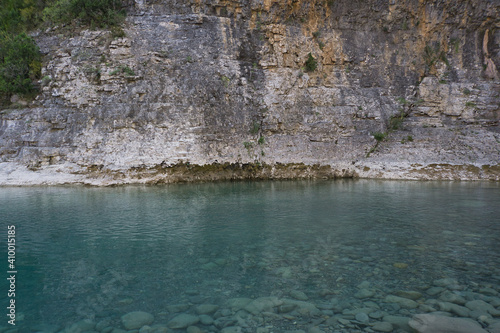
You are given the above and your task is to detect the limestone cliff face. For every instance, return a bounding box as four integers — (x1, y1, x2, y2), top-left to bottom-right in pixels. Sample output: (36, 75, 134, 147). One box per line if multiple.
(0, 0, 499, 184)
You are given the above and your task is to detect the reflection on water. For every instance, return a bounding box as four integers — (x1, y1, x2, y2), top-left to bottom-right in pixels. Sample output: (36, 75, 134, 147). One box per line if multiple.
(1, 180, 499, 332)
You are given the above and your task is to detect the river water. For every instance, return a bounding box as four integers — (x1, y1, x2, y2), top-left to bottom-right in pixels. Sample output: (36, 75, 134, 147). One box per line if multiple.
(1, 180, 499, 332)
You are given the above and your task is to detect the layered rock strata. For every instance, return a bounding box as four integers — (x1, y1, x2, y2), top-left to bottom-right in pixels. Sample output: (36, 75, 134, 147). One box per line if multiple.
(0, 0, 499, 184)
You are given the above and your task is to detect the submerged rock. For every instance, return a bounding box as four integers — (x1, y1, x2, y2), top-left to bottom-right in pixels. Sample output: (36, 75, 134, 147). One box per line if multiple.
(409, 314, 488, 333)
(396, 290, 423, 301)
(384, 295, 418, 309)
(433, 278, 461, 290)
(199, 314, 214, 325)
(195, 304, 219, 315)
(372, 322, 393, 332)
(167, 314, 199, 329)
(220, 326, 242, 333)
(439, 290, 466, 305)
(355, 288, 376, 299)
(66, 319, 96, 333)
(290, 290, 309, 301)
(244, 297, 282, 315)
(121, 312, 154, 330)
(186, 326, 204, 333)
(166, 304, 190, 313)
(226, 298, 253, 311)
(465, 300, 500, 316)
(382, 315, 411, 331)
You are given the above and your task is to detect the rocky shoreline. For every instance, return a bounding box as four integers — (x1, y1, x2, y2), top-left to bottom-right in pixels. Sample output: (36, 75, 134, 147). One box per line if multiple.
(0, 161, 499, 186)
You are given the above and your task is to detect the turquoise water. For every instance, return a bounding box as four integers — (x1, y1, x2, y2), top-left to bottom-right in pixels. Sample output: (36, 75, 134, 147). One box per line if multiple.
(1, 180, 500, 332)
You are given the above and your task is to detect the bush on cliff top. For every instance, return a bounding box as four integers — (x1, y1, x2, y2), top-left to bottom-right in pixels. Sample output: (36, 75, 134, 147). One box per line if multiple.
(0, 32, 41, 99)
(0, 0, 47, 33)
(43, 0, 126, 28)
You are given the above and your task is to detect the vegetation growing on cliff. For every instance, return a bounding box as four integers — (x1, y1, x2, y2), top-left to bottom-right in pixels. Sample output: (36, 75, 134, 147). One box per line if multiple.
(0, 0, 43, 104)
(305, 53, 317, 72)
(43, 0, 126, 28)
(0, 0, 126, 105)
(0, 32, 41, 98)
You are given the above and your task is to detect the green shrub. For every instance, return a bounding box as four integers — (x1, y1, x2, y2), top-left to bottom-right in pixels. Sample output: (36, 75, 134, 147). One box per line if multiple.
(111, 26, 125, 38)
(389, 112, 405, 130)
(396, 97, 409, 105)
(43, 0, 125, 28)
(0, 32, 41, 98)
(250, 121, 260, 134)
(373, 132, 386, 142)
(220, 75, 230, 87)
(305, 53, 317, 72)
(109, 64, 134, 76)
(423, 43, 450, 71)
(0, 0, 45, 33)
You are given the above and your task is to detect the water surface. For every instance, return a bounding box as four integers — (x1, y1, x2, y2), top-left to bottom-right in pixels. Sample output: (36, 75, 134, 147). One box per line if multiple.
(1, 180, 499, 332)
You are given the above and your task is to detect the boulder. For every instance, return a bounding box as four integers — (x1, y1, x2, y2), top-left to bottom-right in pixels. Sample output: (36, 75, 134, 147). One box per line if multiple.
(121, 311, 154, 330)
(409, 314, 488, 333)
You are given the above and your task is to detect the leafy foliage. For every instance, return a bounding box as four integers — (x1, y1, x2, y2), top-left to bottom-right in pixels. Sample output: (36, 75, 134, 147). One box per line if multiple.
(423, 43, 450, 73)
(305, 53, 317, 72)
(373, 132, 386, 142)
(0, 0, 46, 33)
(0, 32, 41, 98)
(43, 0, 125, 28)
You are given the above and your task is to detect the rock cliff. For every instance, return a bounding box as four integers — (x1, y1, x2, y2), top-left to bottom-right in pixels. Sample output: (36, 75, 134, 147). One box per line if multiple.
(0, 0, 499, 184)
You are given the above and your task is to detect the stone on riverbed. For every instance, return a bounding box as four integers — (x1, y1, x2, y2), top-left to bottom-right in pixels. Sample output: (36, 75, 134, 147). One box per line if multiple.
(355, 312, 369, 323)
(488, 322, 500, 333)
(66, 319, 95, 333)
(382, 315, 411, 331)
(290, 290, 308, 301)
(121, 312, 154, 330)
(384, 295, 418, 309)
(465, 300, 500, 316)
(438, 301, 470, 317)
(244, 297, 282, 315)
(426, 287, 445, 296)
(220, 326, 242, 333)
(396, 290, 423, 300)
(439, 290, 466, 305)
(167, 314, 199, 329)
(281, 299, 320, 315)
(166, 304, 190, 313)
(372, 322, 393, 332)
(199, 314, 214, 325)
(409, 314, 488, 333)
(355, 288, 375, 299)
(186, 326, 203, 333)
(433, 278, 461, 290)
(195, 304, 219, 315)
(226, 298, 253, 311)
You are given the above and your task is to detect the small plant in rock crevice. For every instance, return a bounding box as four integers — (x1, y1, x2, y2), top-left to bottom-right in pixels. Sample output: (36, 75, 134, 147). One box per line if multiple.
(373, 132, 386, 142)
(110, 65, 135, 76)
(305, 53, 317, 72)
(220, 75, 230, 87)
(250, 121, 260, 135)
